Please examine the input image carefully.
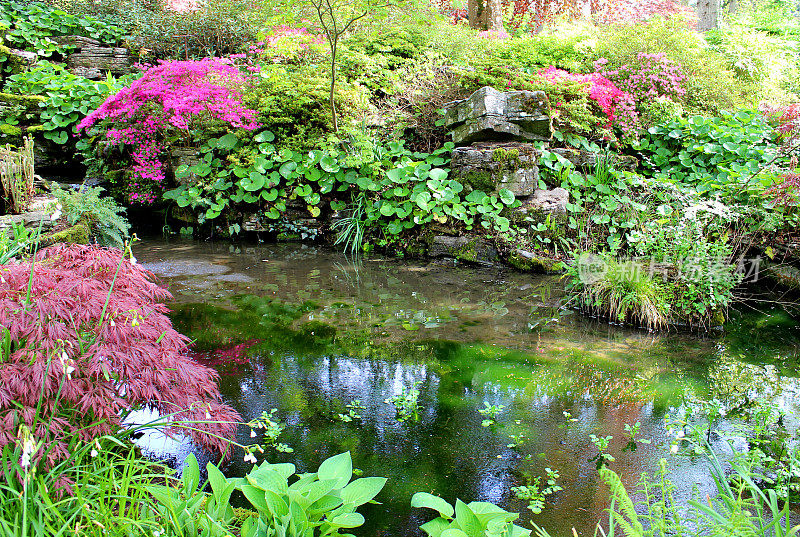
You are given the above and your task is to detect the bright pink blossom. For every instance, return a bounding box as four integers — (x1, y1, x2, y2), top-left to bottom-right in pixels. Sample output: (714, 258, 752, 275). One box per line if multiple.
(540, 67, 639, 134)
(79, 59, 258, 205)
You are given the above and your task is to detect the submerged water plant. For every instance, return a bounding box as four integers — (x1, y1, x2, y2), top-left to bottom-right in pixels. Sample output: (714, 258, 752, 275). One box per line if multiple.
(386, 381, 421, 422)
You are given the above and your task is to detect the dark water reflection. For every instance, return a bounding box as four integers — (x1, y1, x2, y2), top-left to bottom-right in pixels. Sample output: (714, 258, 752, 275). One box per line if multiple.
(137, 238, 800, 537)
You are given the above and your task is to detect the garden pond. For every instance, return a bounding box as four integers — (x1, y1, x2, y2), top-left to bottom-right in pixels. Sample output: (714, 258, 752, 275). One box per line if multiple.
(136, 237, 800, 536)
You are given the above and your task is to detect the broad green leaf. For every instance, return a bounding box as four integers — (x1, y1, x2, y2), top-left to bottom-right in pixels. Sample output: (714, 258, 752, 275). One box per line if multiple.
(240, 172, 266, 192)
(420, 518, 451, 537)
(498, 189, 515, 205)
(317, 452, 352, 488)
(242, 484, 269, 512)
(429, 168, 448, 181)
(289, 500, 308, 531)
(441, 529, 469, 537)
(341, 477, 387, 506)
(217, 133, 238, 150)
(279, 161, 298, 179)
(264, 489, 289, 517)
(387, 168, 405, 183)
(329, 512, 364, 528)
(308, 494, 343, 515)
(254, 130, 275, 142)
(182, 453, 200, 494)
(268, 463, 296, 480)
(248, 467, 288, 495)
(320, 155, 339, 173)
(411, 493, 454, 518)
(454, 500, 481, 536)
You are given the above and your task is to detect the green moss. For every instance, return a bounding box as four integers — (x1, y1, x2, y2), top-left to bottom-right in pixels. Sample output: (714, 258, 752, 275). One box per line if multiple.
(453, 238, 479, 263)
(0, 92, 45, 106)
(709, 309, 726, 327)
(39, 222, 91, 247)
(491, 147, 520, 163)
(0, 123, 21, 136)
(506, 250, 562, 274)
(462, 170, 497, 192)
(25, 125, 44, 133)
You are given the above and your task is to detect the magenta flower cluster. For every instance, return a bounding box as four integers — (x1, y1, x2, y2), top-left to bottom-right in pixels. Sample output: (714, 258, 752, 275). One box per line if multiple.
(540, 66, 639, 137)
(79, 59, 259, 205)
(594, 53, 686, 104)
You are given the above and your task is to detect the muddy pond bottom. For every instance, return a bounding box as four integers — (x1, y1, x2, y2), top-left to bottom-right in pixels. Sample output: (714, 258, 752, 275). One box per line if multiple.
(137, 237, 800, 537)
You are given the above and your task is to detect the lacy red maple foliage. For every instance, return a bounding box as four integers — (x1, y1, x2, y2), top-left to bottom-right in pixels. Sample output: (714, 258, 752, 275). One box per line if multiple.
(761, 104, 800, 206)
(0, 244, 240, 470)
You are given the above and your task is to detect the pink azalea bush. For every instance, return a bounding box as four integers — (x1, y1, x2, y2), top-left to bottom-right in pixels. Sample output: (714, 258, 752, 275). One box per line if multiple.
(79, 59, 259, 205)
(540, 66, 639, 138)
(594, 53, 686, 105)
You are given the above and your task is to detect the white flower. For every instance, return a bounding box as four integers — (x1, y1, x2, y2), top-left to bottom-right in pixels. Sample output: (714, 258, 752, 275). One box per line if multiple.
(109, 318, 116, 327)
(17, 425, 38, 471)
(250, 429, 256, 438)
(204, 411, 211, 420)
(670, 444, 679, 454)
(676, 430, 685, 439)
(90, 449, 99, 458)
(59, 352, 76, 380)
(243, 452, 257, 464)
(130, 255, 137, 265)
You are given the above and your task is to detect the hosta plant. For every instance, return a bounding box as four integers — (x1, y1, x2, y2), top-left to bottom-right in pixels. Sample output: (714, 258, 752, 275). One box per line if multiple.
(411, 492, 530, 537)
(229, 451, 386, 537)
(0, 244, 239, 477)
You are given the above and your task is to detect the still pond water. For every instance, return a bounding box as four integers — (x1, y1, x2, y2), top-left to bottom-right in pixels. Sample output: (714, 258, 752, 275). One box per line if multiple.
(137, 237, 800, 536)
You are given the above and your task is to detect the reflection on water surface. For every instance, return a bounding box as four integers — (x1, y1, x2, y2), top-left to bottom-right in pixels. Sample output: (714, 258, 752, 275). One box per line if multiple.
(138, 238, 800, 536)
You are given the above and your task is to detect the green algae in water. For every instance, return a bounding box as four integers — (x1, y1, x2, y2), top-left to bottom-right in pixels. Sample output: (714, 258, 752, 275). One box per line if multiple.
(140, 239, 800, 537)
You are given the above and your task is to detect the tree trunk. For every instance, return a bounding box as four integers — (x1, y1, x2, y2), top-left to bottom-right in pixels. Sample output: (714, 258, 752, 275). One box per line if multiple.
(487, 0, 504, 32)
(697, 0, 720, 31)
(468, 0, 489, 29)
(330, 41, 338, 132)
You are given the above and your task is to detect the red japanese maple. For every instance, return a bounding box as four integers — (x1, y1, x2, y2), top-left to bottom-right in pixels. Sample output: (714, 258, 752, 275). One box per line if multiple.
(0, 244, 240, 472)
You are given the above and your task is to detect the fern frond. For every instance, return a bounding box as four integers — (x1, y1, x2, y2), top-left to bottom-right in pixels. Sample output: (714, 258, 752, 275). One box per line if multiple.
(600, 467, 644, 537)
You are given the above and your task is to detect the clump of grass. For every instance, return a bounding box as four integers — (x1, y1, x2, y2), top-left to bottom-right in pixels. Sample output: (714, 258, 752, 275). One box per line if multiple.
(572, 256, 670, 330)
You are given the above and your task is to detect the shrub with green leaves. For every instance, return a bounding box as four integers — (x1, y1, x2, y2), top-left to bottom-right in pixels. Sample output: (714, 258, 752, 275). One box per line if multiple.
(242, 65, 366, 151)
(2, 62, 127, 145)
(593, 17, 757, 115)
(635, 110, 780, 189)
(487, 34, 588, 73)
(51, 0, 259, 59)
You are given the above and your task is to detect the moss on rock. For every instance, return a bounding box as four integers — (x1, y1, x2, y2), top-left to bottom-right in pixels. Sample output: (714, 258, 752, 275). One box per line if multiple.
(39, 222, 91, 247)
(506, 249, 562, 274)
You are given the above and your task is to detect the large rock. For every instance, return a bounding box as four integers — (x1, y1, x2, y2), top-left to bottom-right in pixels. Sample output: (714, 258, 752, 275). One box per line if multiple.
(429, 235, 499, 265)
(518, 187, 569, 214)
(443, 86, 551, 145)
(450, 142, 539, 197)
(54, 35, 132, 79)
